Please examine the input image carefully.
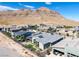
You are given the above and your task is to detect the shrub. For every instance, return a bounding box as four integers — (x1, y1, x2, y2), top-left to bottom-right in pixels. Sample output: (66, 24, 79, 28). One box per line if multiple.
(25, 44, 33, 48)
(4, 31, 11, 37)
(15, 35, 25, 42)
(28, 25, 38, 30)
(31, 47, 36, 51)
(64, 26, 73, 29)
(25, 44, 36, 51)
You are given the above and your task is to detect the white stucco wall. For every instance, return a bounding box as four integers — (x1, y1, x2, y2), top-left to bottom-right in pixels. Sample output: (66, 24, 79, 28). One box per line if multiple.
(32, 37, 44, 50)
(39, 42, 44, 50)
(32, 37, 35, 43)
(11, 32, 15, 38)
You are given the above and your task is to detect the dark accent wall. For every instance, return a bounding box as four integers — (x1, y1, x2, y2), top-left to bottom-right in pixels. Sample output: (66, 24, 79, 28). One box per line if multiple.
(51, 38, 63, 45)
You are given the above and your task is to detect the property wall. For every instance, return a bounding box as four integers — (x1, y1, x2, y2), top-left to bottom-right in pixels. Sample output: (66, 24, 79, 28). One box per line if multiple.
(32, 37, 44, 50)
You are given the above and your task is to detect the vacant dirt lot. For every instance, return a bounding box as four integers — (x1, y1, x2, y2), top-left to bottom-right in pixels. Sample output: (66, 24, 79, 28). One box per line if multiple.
(0, 32, 37, 57)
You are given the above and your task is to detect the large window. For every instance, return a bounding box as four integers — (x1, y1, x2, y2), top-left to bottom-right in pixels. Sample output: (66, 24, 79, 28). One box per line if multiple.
(44, 43, 51, 49)
(34, 39, 39, 46)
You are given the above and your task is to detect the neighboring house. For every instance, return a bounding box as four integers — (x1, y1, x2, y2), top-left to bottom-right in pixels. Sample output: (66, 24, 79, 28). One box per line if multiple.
(2, 27, 10, 32)
(2, 25, 28, 32)
(11, 30, 34, 38)
(37, 26, 49, 32)
(2, 25, 21, 32)
(27, 32, 63, 50)
(75, 26, 79, 31)
(75, 26, 79, 37)
(38, 24, 56, 32)
(9, 27, 21, 32)
(52, 37, 79, 57)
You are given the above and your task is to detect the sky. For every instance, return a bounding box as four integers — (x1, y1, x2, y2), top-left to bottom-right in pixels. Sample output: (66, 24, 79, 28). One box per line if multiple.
(0, 2, 79, 21)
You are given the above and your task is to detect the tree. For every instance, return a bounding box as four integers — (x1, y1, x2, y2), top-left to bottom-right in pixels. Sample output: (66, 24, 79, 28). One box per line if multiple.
(47, 27, 53, 33)
(4, 31, 11, 37)
(66, 33, 69, 36)
(28, 25, 38, 30)
(47, 27, 56, 33)
(64, 25, 73, 29)
(15, 35, 25, 42)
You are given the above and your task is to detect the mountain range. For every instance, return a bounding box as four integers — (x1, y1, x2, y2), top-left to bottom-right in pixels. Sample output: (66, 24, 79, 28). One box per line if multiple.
(0, 7, 79, 26)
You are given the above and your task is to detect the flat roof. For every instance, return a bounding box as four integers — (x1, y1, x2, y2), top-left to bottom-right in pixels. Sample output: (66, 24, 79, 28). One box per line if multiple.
(33, 32, 63, 44)
(13, 30, 33, 36)
(13, 30, 27, 36)
(52, 37, 73, 48)
(65, 46, 79, 56)
(52, 37, 79, 56)
(53, 37, 79, 48)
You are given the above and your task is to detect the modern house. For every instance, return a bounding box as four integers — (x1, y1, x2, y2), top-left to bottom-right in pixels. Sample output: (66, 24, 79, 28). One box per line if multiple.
(52, 37, 79, 57)
(2, 25, 28, 32)
(75, 26, 79, 31)
(10, 30, 34, 38)
(27, 32, 63, 50)
(38, 24, 56, 32)
(1, 25, 21, 32)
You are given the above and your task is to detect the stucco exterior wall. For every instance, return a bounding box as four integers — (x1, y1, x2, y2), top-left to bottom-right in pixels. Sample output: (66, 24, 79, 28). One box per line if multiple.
(39, 42, 44, 50)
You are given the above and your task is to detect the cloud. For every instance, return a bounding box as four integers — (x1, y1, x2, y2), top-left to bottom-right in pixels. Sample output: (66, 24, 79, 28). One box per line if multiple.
(24, 5, 36, 10)
(0, 5, 19, 11)
(18, 3, 23, 6)
(18, 3, 35, 10)
(24, 5, 35, 9)
(45, 2, 52, 5)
